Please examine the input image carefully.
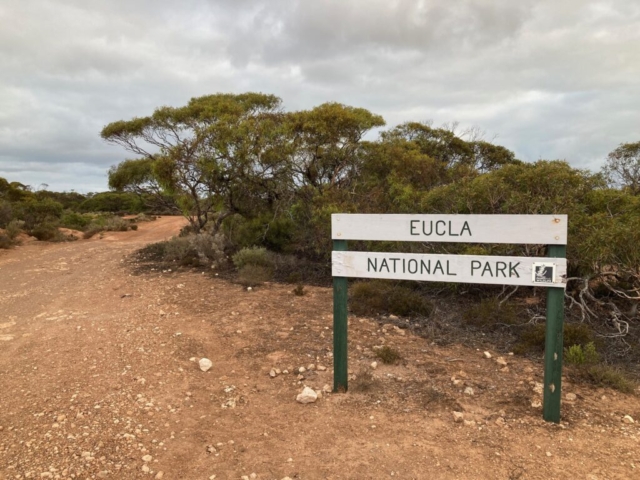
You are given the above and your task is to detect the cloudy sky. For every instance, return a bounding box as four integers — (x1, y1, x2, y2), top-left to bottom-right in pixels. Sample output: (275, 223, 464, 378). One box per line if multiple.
(1, 0, 639, 192)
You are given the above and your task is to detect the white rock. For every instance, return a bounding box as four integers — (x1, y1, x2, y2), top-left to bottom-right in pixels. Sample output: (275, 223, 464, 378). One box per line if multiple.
(199, 358, 213, 372)
(389, 314, 399, 321)
(322, 384, 332, 393)
(142, 465, 150, 473)
(142, 455, 153, 462)
(315, 390, 323, 399)
(483, 351, 492, 359)
(317, 365, 327, 371)
(307, 364, 316, 371)
(370, 361, 378, 369)
(298, 366, 306, 373)
(565, 393, 577, 401)
(155, 473, 164, 479)
(296, 387, 318, 404)
(464, 387, 474, 396)
(452, 411, 464, 423)
(269, 369, 277, 378)
(623, 415, 635, 424)
(496, 357, 508, 367)
(247, 287, 252, 291)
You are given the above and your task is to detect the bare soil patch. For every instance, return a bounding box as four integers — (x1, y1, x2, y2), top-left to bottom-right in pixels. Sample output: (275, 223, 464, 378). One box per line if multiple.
(1, 216, 639, 480)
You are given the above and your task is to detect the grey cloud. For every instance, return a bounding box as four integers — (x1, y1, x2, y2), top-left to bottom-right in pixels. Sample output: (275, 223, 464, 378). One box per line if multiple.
(0, 0, 639, 190)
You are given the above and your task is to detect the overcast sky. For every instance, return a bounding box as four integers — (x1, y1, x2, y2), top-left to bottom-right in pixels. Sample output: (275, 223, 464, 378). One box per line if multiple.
(1, 0, 639, 192)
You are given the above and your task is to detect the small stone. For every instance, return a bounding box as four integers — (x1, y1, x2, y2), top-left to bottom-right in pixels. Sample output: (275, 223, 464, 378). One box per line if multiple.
(209, 476, 216, 480)
(275, 368, 282, 374)
(142, 465, 150, 473)
(464, 420, 476, 427)
(282, 369, 289, 374)
(269, 369, 277, 378)
(317, 365, 327, 371)
(623, 415, 634, 424)
(546, 451, 552, 457)
(297, 374, 305, 380)
(464, 387, 474, 396)
(298, 366, 306, 373)
(452, 411, 464, 423)
(452, 378, 463, 386)
(315, 390, 323, 399)
(388, 314, 399, 321)
(495, 417, 506, 426)
(56, 414, 66, 422)
(159, 310, 166, 316)
(483, 351, 492, 359)
(322, 384, 331, 393)
(370, 361, 378, 369)
(142, 454, 153, 462)
(247, 287, 252, 291)
(199, 358, 213, 372)
(565, 393, 577, 401)
(307, 364, 316, 371)
(296, 386, 318, 404)
(496, 357, 507, 367)
(531, 400, 542, 408)
(155, 472, 164, 479)
(97, 472, 108, 478)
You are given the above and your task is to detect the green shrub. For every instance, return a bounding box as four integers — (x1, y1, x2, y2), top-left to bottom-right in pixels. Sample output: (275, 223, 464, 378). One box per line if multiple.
(232, 246, 274, 270)
(130, 224, 138, 231)
(463, 298, 523, 328)
(30, 223, 65, 242)
(0, 200, 12, 228)
(160, 233, 226, 267)
(0, 233, 13, 249)
(514, 322, 596, 355)
(351, 280, 433, 317)
(585, 365, 636, 393)
(375, 345, 402, 364)
(351, 369, 381, 393)
(236, 264, 273, 287)
(105, 217, 129, 232)
(566, 342, 600, 365)
(60, 211, 92, 230)
(5, 219, 24, 240)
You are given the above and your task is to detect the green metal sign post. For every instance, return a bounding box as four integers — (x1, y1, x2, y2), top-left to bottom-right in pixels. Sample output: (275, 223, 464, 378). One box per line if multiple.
(331, 214, 568, 422)
(543, 244, 567, 423)
(333, 239, 349, 392)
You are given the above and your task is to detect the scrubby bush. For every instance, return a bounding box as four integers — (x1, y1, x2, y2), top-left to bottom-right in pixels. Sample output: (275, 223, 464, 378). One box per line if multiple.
(463, 298, 523, 328)
(158, 233, 226, 267)
(0, 233, 13, 249)
(375, 345, 402, 364)
(30, 223, 65, 242)
(232, 246, 274, 270)
(60, 211, 92, 230)
(5, 219, 24, 240)
(565, 342, 600, 365)
(584, 365, 636, 393)
(236, 265, 273, 287)
(351, 280, 433, 317)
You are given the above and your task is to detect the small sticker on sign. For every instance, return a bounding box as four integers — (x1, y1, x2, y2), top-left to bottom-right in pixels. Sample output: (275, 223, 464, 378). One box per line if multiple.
(532, 262, 556, 284)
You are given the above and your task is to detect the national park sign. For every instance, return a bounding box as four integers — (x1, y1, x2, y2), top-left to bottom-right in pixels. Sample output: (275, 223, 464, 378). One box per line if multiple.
(330, 214, 568, 423)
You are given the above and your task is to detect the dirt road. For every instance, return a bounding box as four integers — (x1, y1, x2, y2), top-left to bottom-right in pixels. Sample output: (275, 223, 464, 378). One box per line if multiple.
(0, 217, 638, 480)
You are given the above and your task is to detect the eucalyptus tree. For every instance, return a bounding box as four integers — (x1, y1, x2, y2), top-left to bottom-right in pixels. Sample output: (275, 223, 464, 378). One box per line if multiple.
(103, 93, 294, 232)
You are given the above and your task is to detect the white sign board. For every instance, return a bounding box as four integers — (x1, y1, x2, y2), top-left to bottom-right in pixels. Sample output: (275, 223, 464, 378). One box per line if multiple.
(332, 214, 567, 245)
(332, 251, 567, 288)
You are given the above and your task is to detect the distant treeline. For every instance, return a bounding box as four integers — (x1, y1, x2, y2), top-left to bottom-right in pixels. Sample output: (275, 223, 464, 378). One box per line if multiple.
(0, 178, 167, 243)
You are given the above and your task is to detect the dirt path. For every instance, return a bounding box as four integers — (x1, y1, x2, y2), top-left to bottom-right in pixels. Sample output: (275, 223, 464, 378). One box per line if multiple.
(0, 216, 638, 480)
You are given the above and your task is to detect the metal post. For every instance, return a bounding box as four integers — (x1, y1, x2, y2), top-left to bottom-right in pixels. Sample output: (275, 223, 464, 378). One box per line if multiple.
(333, 239, 348, 392)
(543, 244, 567, 423)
